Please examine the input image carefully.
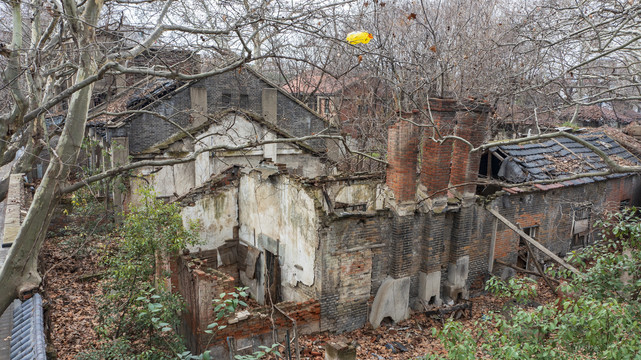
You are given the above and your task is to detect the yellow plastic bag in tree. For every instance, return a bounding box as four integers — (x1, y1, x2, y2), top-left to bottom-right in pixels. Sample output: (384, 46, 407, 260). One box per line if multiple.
(346, 31, 373, 44)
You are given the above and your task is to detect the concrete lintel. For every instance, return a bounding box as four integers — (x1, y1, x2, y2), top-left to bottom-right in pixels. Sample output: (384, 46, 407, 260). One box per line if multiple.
(384, 188, 417, 216)
(2, 173, 24, 247)
(416, 186, 448, 213)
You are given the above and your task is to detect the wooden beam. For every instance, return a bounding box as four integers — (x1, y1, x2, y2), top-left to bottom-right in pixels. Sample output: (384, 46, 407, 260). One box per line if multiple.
(487, 207, 585, 279)
(522, 236, 558, 291)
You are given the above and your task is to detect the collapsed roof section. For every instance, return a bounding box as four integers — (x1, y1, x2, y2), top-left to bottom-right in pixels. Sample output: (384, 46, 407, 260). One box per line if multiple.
(486, 132, 641, 191)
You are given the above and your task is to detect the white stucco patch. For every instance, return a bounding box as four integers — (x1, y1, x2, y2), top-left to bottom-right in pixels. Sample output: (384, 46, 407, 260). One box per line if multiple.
(181, 187, 239, 251)
(238, 172, 319, 290)
(333, 184, 377, 207)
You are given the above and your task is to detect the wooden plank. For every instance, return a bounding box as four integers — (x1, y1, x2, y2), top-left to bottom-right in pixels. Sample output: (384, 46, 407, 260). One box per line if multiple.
(488, 217, 497, 272)
(487, 207, 584, 278)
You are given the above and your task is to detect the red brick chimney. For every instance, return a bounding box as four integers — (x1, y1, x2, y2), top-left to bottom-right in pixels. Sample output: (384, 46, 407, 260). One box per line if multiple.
(449, 101, 491, 197)
(386, 113, 420, 202)
(420, 98, 457, 198)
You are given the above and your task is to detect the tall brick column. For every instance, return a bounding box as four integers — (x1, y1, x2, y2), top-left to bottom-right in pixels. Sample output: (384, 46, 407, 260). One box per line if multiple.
(449, 102, 491, 197)
(421, 98, 457, 198)
(386, 115, 419, 202)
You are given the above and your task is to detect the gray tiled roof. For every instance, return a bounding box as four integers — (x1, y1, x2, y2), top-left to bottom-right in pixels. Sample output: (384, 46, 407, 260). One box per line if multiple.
(10, 294, 46, 360)
(491, 132, 641, 186)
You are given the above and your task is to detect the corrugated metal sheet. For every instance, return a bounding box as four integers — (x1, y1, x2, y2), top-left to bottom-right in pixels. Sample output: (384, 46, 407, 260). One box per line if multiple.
(10, 294, 46, 360)
(0, 247, 13, 360)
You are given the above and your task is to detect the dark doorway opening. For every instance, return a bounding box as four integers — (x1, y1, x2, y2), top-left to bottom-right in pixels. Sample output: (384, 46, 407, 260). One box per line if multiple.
(265, 250, 281, 304)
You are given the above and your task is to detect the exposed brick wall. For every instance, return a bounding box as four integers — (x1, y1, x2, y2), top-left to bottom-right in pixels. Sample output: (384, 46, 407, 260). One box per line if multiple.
(390, 214, 421, 279)
(314, 176, 641, 324)
(204, 300, 320, 350)
(319, 215, 391, 333)
(449, 103, 490, 196)
(386, 117, 419, 202)
(177, 253, 321, 354)
(421, 98, 457, 197)
(421, 212, 447, 274)
(473, 175, 641, 286)
(177, 255, 237, 352)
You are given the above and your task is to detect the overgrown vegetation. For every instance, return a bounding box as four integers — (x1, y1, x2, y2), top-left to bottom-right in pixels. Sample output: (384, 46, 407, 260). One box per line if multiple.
(427, 208, 641, 359)
(80, 186, 199, 359)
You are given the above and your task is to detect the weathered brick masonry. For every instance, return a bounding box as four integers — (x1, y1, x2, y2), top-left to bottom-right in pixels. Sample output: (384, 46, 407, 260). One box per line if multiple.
(177, 253, 321, 354)
(478, 176, 641, 280)
(173, 97, 641, 354)
(450, 102, 490, 196)
(311, 99, 641, 334)
(421, 98, 456, 197)
(386, 115, 419, 202)
(319, 215, 391, 333)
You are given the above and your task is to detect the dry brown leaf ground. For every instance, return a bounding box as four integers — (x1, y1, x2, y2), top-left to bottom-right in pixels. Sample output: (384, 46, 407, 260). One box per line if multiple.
(40, 233, 104, 360)
(298, 283, 557, 360)
(40, 227, 557, 360)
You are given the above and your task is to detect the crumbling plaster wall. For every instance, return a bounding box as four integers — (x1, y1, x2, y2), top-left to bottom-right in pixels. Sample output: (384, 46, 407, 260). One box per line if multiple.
(238, 170, 322, 302)
(325, 183, 379, 211)
(127, 161, 196, 203)
(127, 112, 327, 203)
(172, 158, 641, 335)
(180, 186, 239, 250)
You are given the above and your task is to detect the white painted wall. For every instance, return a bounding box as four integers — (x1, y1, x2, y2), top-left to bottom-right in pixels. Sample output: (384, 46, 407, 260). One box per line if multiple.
(333, 184, 378, 208)
(181, 186, 239, 251)
(238, 171, 320, 301)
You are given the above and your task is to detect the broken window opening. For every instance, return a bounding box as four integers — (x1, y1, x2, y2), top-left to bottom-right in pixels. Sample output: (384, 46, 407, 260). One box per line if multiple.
(517, 226, 538, 270)
(478, 150, 507, 196)
(572, 205, 592, 249)
(239, 93, 249, 108)
(334, 202, 367, 212)
(479, 150, 503, 180)
(572, 233, 587, 249)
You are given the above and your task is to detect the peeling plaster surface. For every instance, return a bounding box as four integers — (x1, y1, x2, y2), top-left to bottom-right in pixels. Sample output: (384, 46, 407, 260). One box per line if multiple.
(197, 113, 264, 151)
(174, 162, 196, 195)
(195, 114, 324, 178)
(130, 112, 327, 202)
(152, 165, 176, 198)
(238, 172, 319, 293)
(331, 183, 377, 209)
(181, 187, 239, 250)
(129, 162, 196, 202)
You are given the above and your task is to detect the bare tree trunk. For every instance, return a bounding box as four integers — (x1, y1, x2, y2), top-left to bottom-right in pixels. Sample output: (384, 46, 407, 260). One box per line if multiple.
(0, 1, 28, 158)
(0, 0, 103, 314)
